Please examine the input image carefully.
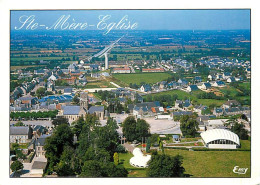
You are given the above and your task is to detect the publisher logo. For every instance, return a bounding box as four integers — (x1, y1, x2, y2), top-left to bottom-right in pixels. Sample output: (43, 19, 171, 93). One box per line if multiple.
(233, 166, 248, 174)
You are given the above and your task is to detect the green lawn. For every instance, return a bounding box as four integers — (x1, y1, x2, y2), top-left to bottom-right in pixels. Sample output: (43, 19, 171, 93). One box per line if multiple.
(119, 152, 147, 177)
(196, 99, 226, 107)
(144, 89, 224, 107)
(239, 82, 251, 90)
(240, 140, 251, 150)
(113, 72, 172, 85)
(164, 149, 250, 177)
(145, 89, 196, 100)
(118, 147, 250, 178)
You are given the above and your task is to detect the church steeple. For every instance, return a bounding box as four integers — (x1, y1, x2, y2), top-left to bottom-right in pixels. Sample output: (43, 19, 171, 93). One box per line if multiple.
(80, 92, 88, 110)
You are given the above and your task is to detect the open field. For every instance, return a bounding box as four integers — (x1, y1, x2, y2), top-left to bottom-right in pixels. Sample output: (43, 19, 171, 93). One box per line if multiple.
(10, 65, 47, 70)
(119, 142, 250, 178)
(164, 149, 250, 177)
(84, 81, 116, 88)
(144, 89, 225, 107)
(196, 99, 226, 107)
(113, 72, 172, 85)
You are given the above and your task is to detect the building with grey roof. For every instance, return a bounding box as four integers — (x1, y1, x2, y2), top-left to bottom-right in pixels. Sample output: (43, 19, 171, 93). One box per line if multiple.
(10, 126, 33, 143)
(88, 106, 104, 120)
(35, 134, 51, 157)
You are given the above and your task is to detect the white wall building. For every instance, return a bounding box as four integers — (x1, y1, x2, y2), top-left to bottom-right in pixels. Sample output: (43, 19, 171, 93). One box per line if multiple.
(201, 129, 240, 149)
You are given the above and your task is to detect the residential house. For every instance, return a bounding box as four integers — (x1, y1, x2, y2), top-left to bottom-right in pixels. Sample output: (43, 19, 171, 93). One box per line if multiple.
(223, 72, 232, 80)
(140, 84, 152, 92)
(212, 81, 225, 87)
(200, 82, 211, 90)
(222, 100, 241, 109)
(213, 107, 224, 117)
(10, 126, 33, 143)
(215, 74, 223, 80)
(194, 76, 202, 83)
(177, 79, 188, 86)
(34, 134, 51, 157)
(167, 81, 178, 89)
(48, 73, 59, 81)
(159, 81, 167, 90)
(194, 105, 208, 115)
(208, 74, 216, 81)
(33, 125, 47, 138)
(227, 77, 236, 83)
(187, 85, 199, 92)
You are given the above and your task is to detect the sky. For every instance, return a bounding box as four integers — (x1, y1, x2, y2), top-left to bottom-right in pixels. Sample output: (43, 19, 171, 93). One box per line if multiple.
(11, 10, 250, 31)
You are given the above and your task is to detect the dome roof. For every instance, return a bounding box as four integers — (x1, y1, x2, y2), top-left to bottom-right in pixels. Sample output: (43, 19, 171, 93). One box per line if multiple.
(201, 129, 240, 145)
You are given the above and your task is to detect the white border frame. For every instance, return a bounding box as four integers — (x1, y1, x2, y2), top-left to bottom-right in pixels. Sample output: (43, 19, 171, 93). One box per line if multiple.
(1, 0, 259, 185)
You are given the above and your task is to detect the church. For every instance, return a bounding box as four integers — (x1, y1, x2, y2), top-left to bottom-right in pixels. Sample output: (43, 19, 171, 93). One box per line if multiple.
(58, 92, 104, 124)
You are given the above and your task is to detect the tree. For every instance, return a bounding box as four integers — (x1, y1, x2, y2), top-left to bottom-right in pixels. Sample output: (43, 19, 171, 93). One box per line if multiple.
(36, 87, 46, 98)
(122, 116, 137, 142)
(72, 116, 85, 137)
(146, 137, 151, 153)
(44, 124, 73, 172)
(231, 122, 249, 140)
(136, 118, 150, 142)
(113, 152, 119, 166)
(80, 160, 104, 177)
(72, 95, 80, 105)
(14, 121, 24, 126)
(11, 160, 23, 172)
(147, 154, 185, 177)
(56, 146, 75, 176)
(180, 115, 199, 138)
(52, 117, 69, 127)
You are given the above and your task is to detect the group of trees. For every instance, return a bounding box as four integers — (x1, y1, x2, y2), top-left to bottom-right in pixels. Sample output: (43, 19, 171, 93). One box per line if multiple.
(180, 115, 199, 138)
(10, 110, 58, 120)
(44, 115, 128, 177)
(147, 152, 185, 177)
(196, 92, 224, 100)
(122, 116, 150, 142)
(225, 119, 249, 140)
(144, 94, 179, 107)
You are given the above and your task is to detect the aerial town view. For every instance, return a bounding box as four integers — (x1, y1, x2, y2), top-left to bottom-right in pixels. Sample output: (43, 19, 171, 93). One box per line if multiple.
(9, 10, 251, 178)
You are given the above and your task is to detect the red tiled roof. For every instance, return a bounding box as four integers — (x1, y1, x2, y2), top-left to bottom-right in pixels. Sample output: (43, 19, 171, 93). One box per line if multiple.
(142, 68, 164, 72)
(151, 107, 156, 113)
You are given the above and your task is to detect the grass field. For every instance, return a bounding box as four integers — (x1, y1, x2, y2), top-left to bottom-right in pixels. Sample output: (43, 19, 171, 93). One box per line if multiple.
(119, 144, 250, 178)
(11, 56, 73, 62)
(164, 149, 250, 177)
(119, 152, 147, 177)
(84, 81, 116, 88)
(196, 99, 226, 107)
(113, 72, 172, 85)
(144, 89, 225, 107)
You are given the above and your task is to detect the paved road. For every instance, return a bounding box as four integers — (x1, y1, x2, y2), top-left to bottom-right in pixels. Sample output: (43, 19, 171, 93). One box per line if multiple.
(83, 88, 117, 92)
(110, 82, 121, 88)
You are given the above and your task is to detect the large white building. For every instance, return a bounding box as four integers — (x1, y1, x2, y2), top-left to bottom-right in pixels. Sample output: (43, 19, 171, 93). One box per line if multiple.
(200, 129, 240, 149)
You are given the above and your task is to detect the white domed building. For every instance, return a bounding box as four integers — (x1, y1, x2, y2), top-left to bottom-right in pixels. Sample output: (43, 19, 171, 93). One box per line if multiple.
(130, 148, 151, 168)
(201, 129, 240, 149)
